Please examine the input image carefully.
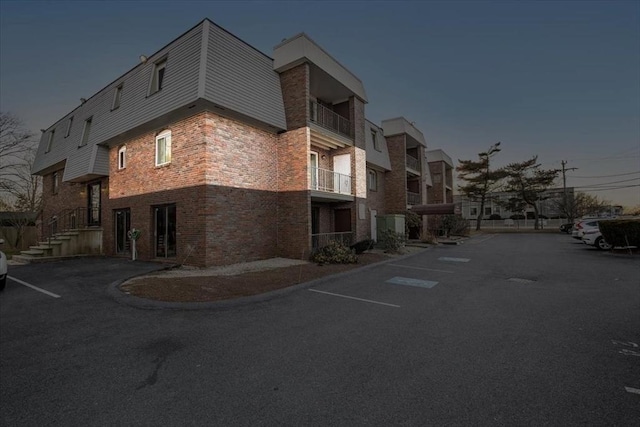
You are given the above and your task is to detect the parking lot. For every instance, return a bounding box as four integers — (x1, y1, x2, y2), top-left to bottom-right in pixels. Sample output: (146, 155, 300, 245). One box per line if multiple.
(1, 234, 639, 425)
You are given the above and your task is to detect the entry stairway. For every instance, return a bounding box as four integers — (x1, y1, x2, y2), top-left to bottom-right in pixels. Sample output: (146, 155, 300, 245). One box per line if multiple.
(13, 207, 103, 263)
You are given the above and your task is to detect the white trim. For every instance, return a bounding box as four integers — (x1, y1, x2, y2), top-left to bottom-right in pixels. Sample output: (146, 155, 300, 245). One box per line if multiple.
(118, 145, 126, 169)
(112, 84, 123, 110)
(64, 117, 73, 138)
(149, 58, 167, 95)
(45, 130, 55, 153)
(79, 117, 92, 147)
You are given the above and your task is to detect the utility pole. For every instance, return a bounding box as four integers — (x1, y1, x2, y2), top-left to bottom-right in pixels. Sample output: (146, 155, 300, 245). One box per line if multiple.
(561, 160, 578, 221)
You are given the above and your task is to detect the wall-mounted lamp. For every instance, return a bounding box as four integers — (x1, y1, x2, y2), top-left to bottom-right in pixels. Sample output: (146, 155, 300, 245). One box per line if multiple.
(321, 155, 326, 160)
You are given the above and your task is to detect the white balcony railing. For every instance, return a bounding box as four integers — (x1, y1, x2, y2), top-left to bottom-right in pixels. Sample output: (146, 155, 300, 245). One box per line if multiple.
(310, 167, 352, 195)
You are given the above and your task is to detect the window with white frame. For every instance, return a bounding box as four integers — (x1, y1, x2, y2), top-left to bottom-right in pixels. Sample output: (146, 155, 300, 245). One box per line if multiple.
(52, 172, 59, 194)
(368, 169, 377, 191)
(470, 207, 478, 216)
(118, 146, 126, 169)
(112, 84, 123, 110)
(155, 131, 171, 166)
(65, 117, 73, 138)
(46, 129, 55, 153)
(372, 130, 380, 151)
(485, 206, 492, 216)
(149, 59, 167, 95)
(79, 117, 92, 147)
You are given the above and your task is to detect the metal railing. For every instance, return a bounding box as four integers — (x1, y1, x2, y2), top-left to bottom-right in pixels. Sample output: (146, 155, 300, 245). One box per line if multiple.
(309, 100, 352, 138)
(407, 191, 421, 206)
(310, 167, 352, 195)
(42, 206, 87, 245)
(311, 232, 355, 250)
(406, 154, 420, 171)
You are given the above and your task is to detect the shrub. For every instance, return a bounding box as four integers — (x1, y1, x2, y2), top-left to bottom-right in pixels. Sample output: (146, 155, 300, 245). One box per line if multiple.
(510, 214, 525, 220)
(379, 229, 406, 253)
(599, 219, 640, 247)
(350, 239, 374, 254)
(442, 214, 470, 236)
(311, 240, 358, 264)
(489, 214, 502, 220)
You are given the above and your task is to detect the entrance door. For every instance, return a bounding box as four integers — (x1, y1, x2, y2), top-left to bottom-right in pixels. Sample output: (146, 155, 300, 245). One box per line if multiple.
(114, 209, 131, 254)
(310, 152, 319, 190)
(87, 182, 101, 226)
(334, 209, 351, 232)
(154, 204, 176, 258)
(370, 209, 377, 241)
(333, 154, 351, 194)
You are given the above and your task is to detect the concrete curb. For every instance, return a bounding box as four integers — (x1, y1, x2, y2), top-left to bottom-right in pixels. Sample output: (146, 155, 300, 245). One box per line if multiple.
(106, 248, 431, 311)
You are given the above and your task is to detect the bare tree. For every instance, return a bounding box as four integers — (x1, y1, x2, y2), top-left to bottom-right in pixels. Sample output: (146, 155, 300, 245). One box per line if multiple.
(0, 112, 41, 211)
(555, 191, 609, 221)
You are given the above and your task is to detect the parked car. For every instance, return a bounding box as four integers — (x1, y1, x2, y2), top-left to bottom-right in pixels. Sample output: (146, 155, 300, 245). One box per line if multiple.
(559, 223, 573, 233)
(582, 228, 612, 251)
(572, 220, 599, 240)
(0, 239, 7, 291)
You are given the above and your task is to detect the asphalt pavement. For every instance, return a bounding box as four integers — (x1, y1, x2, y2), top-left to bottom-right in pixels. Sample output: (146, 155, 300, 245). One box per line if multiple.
(1, 235, 638, 425)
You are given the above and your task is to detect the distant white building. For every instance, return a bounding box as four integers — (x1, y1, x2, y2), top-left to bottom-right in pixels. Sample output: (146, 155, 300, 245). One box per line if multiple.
(454, 187, 574, 219)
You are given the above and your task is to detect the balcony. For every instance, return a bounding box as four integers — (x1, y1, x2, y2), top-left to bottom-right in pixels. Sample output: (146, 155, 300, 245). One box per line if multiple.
(309, 100, 352, 140)
(406, 154, 420, 175)
(407, 191, 421, 206)
(311, 167, 352, 194)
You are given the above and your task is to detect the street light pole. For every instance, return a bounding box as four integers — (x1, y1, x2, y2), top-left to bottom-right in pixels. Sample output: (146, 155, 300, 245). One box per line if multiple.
(561, 160, 578, 221)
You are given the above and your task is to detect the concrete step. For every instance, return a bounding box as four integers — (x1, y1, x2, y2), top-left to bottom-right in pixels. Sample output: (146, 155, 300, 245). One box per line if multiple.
(20, 249, 45, 256)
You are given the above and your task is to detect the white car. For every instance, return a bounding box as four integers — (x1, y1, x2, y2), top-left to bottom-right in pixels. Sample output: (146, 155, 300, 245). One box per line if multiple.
(582, 229, 612, 251)
(0, 238, 7, 291)
(572, 219, 599, 240)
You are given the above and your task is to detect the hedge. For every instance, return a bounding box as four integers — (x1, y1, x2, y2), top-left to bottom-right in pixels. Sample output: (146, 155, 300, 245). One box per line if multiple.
(598, 219, 640, 247)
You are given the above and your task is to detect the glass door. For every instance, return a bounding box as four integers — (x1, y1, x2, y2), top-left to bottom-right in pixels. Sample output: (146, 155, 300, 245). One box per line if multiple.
(87, 182, 101, 226)
(114, 209, 131, 254)
(154, 204, 176, 258)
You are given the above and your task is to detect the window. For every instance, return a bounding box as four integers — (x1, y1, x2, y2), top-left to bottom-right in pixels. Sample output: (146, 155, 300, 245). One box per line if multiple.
(65, 117, 73, 138)
(433, 173, 442, 184)
(485, 207, 492, 215)
(45, 130, 55, 153)
(368, 169, 377, 191)
(80, 117, 92, 147)
(149, 59, 167, 95)
(118, 146, 126, 169)
(372, 130, 380, 151)
(112, 84, 123, 110)
(155, 131, 171, 166)
(52, 172, 59, 194)
(470, 207, 478, 216)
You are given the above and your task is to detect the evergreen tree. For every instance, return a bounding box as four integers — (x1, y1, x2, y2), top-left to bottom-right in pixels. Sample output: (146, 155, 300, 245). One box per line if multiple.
(457, 142, 505, 231)
(502, 157, 560, 230)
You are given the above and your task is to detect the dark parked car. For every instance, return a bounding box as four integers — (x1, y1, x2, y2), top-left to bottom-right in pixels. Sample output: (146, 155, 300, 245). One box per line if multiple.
(560, 223, 573, 233)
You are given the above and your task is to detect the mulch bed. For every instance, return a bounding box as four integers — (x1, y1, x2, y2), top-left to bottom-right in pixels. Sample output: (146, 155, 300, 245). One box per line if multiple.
(120, 252, 391, 303)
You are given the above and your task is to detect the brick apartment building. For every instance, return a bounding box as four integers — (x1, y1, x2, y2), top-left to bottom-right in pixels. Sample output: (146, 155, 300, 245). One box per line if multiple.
(32, 19, 439, 266)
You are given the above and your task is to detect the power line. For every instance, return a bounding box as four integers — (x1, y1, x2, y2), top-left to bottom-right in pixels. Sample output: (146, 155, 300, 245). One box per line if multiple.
(571, 171, 640, 179)
(576, 184, 640, 191)
(574, 177, 640, 187)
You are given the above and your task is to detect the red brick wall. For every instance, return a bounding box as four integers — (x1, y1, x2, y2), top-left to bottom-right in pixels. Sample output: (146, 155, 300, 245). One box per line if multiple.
(427, 161, 445, 204)
(279, 63, 309, 131)
(384, 134, 408, 213)
(277, 128, 311, 259)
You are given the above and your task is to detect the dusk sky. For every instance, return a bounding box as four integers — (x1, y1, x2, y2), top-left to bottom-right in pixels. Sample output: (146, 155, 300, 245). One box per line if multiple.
(1, 0, 638, 207)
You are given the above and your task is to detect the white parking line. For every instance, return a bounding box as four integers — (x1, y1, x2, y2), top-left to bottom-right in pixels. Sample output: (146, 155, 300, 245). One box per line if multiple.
(308, 289, 400, 308)
(8, 276, 61, 298)
(625, 386, 640, 395)
(387, 264, 455, 274)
